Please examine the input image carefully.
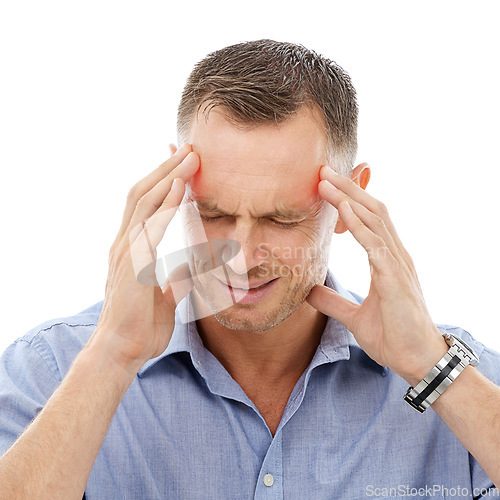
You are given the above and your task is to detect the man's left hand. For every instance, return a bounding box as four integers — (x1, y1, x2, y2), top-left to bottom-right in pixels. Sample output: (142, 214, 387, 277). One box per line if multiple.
(306, 165, 448, 385)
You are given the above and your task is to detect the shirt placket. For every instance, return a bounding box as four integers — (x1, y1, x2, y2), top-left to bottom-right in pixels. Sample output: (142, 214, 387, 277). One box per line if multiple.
(253, 430, 284, 500)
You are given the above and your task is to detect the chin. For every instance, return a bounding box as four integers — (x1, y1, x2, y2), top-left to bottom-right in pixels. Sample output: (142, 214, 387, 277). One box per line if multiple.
(211, 287, 309, 332)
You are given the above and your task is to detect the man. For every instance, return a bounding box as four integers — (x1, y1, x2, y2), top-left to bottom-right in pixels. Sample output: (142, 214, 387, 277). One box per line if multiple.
(0, 40, 499, 499)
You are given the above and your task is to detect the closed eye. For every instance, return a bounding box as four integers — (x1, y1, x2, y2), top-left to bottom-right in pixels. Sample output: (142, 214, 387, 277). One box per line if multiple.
(199, 214, 222, 222)
(269, 219, 300, 228)
(199, 213, 300, 228)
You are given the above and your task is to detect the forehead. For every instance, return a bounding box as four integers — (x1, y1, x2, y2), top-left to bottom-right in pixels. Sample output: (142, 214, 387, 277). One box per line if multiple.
(186, 106, 329, 214)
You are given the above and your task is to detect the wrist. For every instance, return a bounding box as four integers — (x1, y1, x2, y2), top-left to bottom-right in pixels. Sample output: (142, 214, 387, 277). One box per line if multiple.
(85, 326, 148, 381)
(401, 329, 449, 387)
(403, 331, 480, 413)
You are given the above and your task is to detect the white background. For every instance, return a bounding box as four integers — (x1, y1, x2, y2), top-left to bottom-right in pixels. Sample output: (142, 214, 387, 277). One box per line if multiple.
(0, 1, 499, 355)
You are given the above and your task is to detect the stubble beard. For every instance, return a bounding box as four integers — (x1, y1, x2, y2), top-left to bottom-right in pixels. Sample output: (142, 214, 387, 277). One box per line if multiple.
(191, 253, 328, 332)
(213, 276, 310, 332)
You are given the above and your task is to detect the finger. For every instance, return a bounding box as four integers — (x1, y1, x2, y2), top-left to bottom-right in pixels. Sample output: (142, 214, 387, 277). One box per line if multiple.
(306, 284, 359, 331)
(337, 200, 399, 272)
(320, 166, 407, 254)
(318, 179, 400, 260)
(168, 143, 177, 156)
(115, 143, 192, 244)
(128, 152, 199, 236)
(134, 143, 191, 199)
(129, 178, 186, 281)
(137, 178, 186, 247)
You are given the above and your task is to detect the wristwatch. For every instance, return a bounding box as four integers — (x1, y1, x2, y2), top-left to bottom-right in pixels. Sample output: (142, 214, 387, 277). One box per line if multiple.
(404, 332, 479, 413)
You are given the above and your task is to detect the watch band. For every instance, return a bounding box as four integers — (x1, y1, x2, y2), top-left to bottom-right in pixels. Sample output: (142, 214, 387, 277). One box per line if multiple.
(403, 333, 479, 413)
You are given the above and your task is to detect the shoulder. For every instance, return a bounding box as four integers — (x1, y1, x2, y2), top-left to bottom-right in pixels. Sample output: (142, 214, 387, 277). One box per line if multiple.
(0, 302, 102, 455)
(5, 300, 104, 380)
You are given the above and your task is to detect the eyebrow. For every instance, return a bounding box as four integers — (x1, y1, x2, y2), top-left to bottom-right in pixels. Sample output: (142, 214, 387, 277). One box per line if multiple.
(189, 196, 320, 221)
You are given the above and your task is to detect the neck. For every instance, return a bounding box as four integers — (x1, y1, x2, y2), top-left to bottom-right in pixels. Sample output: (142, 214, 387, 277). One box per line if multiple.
(195, 301, 327, 385)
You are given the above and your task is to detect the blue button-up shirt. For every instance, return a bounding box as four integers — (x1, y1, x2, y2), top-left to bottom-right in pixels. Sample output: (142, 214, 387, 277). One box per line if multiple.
(1, 271, 499, 499)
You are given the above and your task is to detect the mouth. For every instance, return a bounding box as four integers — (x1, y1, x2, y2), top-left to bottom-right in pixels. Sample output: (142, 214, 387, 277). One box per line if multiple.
(228, 279, 277, 291)
(216, 277, 280, 305)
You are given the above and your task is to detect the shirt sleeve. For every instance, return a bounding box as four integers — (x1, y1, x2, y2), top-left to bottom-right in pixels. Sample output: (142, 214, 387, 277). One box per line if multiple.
(0, 339, 61, 456)
(462, 331, 500, 496)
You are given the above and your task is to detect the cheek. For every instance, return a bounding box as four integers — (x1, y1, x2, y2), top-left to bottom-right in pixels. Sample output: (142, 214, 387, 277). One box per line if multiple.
(263, 226, 324, 266)
(269, 209, 337, 267)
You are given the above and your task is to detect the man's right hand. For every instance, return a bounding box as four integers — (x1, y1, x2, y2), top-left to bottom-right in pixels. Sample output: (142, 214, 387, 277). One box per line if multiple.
(92, 143, 199, 374)
(0, 144, 200, 500)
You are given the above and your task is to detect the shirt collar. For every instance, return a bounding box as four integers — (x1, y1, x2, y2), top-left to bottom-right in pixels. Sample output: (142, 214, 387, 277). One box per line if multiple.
(138, 270, 386, 377)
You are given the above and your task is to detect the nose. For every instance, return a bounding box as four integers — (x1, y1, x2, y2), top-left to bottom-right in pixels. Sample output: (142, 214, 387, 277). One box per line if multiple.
(223, 221, 268, 275)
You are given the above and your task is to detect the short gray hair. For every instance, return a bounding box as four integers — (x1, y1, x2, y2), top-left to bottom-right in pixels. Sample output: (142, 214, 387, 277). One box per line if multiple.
(177, 39, 358, 176)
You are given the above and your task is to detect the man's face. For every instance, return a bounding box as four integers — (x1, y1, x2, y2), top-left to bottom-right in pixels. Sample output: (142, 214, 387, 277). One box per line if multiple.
(182, 105, 338, 332)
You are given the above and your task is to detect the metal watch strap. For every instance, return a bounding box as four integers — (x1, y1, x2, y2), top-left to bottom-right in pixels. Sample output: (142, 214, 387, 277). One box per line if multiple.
(404, 333, 479, 413)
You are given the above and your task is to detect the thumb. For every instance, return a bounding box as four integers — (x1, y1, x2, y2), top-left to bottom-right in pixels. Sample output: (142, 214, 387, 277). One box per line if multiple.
(306, 285, 359, 331)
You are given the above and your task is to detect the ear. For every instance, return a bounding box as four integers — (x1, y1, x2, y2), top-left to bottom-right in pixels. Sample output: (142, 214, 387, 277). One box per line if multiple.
(334, 162, 371, 234)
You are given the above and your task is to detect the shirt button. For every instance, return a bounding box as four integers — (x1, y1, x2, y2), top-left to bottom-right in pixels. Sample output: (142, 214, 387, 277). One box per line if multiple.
(263, 474, 274, 487)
